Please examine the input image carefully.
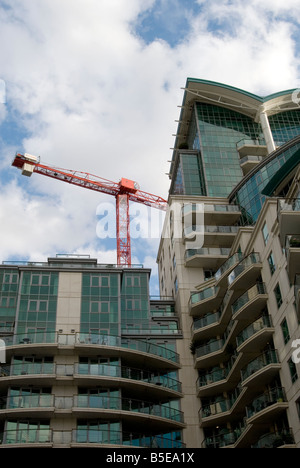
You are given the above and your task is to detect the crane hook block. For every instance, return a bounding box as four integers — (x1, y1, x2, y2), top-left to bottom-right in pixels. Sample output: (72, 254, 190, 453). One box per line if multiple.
(12, 153, 38, 177)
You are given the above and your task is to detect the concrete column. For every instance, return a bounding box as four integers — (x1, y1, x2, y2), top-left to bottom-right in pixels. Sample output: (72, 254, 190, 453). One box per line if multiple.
(56, 272, 82, 334)
(260, 111, 276, 154)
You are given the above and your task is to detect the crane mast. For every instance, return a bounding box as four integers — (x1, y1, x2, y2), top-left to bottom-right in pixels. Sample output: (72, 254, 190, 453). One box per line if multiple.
(12, 153, 167, 266)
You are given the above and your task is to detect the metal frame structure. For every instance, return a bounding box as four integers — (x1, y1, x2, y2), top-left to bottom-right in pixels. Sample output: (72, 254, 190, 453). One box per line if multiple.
(12, 153, 167, 266)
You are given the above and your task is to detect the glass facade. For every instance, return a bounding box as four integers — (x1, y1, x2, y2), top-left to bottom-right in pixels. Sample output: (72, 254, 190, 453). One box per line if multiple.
(231, 140, 300, 224)
(172, 152, 206, 196)
(269, 110, 300, 146)
(17, 271, 58, 340)
(81, 273, 119, 336)
(196, 103, 263, 197)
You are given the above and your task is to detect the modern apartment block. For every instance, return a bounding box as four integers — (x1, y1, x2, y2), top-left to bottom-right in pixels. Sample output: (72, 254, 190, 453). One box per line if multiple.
(0, 257, 185, 447)
(1, 79, 300, 449)
(157, 79, 300, 448)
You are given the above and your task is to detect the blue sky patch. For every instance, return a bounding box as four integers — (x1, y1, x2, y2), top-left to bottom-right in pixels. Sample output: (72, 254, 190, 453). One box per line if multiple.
(134, 0, 202, 47)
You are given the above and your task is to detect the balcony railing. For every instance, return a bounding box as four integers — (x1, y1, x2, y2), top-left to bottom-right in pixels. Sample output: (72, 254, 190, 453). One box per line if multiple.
(195, 338, 225, 359)
(190, 286, 219, 307)
(236, 138, 266, 151)
(76, 363, 182, 392)
(0, 394, 184, 424)
(228, 253, 261, 286)
(74, 396, 184, 423)
(236, 315, 273, 347)
(277, 198, 300, 213)
(0, 332, 180, 364)
(252, 429, 295, 448)
(0, 429, 186, 447)
(215, 252, 244, 282)
(246, 387, 287, 419)
(0, 362, 182, 393)
(185, 247, 231, 260)
(231, 282, 267, 316)
(192, 311, 221, 332)
(197, 367, 228, 389)
(241, 349, 279, 382)
(200, 396, 232, 420)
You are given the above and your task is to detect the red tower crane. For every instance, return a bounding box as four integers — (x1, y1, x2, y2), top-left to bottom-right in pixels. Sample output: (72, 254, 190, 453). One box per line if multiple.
(12, 153, 167, 266)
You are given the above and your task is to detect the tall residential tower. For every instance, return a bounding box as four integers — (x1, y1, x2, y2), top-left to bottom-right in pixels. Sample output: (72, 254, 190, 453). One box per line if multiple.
(157, 79, 300, 448)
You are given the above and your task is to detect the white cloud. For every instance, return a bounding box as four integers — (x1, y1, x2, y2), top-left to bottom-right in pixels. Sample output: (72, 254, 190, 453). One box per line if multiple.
(0, 0, 300, 288)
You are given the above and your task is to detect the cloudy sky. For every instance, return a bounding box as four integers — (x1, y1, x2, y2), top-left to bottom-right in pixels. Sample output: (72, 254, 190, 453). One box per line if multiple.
(1, 0, 300, 294)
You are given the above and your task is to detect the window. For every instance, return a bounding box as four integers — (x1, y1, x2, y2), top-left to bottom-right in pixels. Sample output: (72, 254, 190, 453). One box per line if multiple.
(288, 357, 298, 384)
(174, 278, 178, 294)
(274, 283, 283, 309)
(262, 222, 269, 245)
(91, 276, 110, 287)
(268, 252, 276, 275)
(281, 318, 290, 344)
(31, 274, 50, 286)
(126, 276, 140, 287)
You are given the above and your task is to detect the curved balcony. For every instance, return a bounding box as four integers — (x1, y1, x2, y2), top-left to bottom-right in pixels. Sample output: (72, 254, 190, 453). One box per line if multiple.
(192, 311, 222, 341)
(246, 387, 288, 425)
(189, 286, 222, 316)
(0, 428, 186, 448)
(74, 363, 182, 396)
(236, 315, 274, 353)
(252, 429, 296, 448)
(185, 247, 231, 269)
(71, 430, 185, 448)
(231, 282, 268, 322)
(241, 349, 281, 388)
(200, 396, 232, 427)
(1, 332, 180, 369)
(0, 394, 55, 419)
(228, 253, 262, 291)
(73, 396, 185, 429)
(75, 333, 180, 368)
(195, 338, 226, 368)
(0, 428, 52, 447)
(0, 362, 56, 389)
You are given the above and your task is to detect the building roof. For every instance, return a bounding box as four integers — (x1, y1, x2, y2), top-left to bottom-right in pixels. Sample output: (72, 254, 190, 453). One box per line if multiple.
(170, 78, 299, 178)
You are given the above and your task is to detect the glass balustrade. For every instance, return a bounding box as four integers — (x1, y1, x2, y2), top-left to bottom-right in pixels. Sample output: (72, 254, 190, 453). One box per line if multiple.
(246, 387, 287, 419)
(228, 253, 261, 285)
(236, 315, 273, 347)
(241, 349, 279, 382)
(192, 311, 221, 331)
(232, 282, 266, 316)
(190, 286, 219, 306)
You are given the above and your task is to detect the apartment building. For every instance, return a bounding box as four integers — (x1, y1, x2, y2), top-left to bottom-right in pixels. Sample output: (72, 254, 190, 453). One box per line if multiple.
(1, 78, 300, 449)
(0, 256, 184, 447)
(157, 79, 300, 448)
